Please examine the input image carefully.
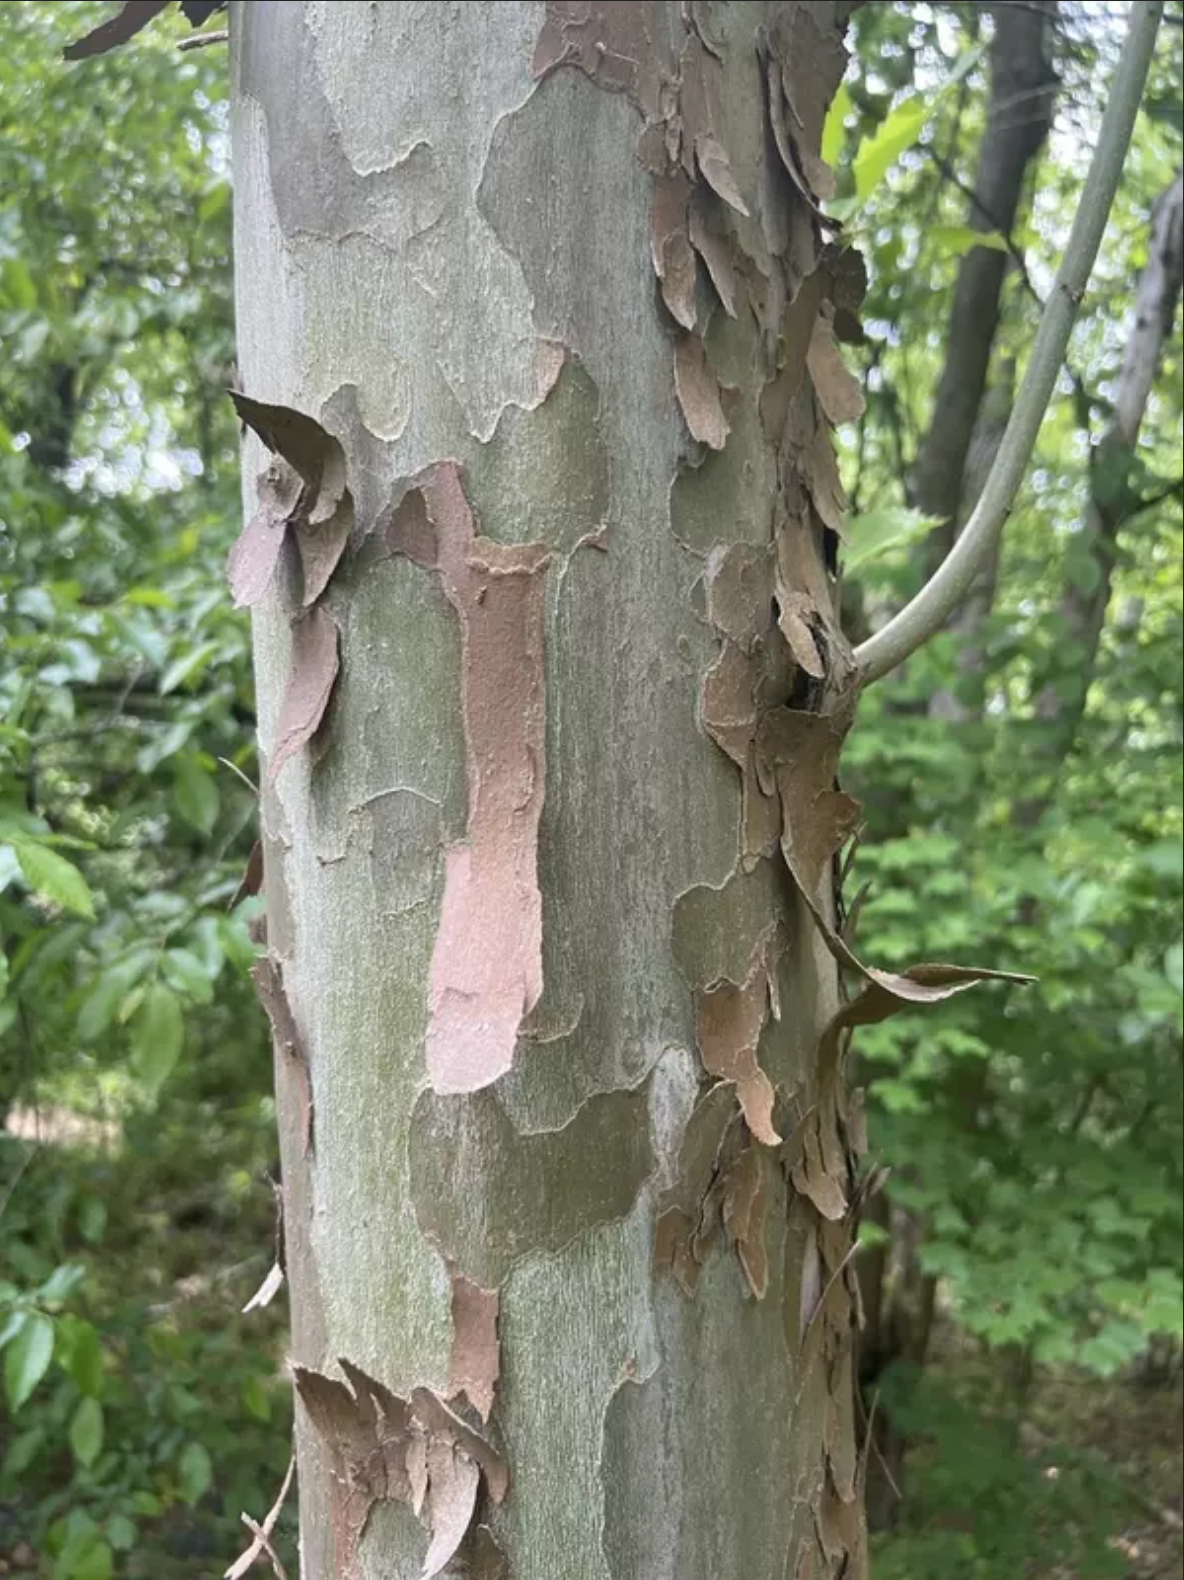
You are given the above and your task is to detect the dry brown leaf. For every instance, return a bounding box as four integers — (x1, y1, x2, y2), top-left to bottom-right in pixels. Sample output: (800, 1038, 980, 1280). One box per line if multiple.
(674, 333, 730, 451)
(268, 606, 340, 784)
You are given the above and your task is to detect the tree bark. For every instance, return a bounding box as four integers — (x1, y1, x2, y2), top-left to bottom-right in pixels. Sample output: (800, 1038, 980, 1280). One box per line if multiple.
(913, 0, 1057, 562)
(230, 5, 871, 1577)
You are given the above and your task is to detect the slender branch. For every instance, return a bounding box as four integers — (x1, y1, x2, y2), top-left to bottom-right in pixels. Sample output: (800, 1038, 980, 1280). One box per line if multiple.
(854, 2, 1164, 686)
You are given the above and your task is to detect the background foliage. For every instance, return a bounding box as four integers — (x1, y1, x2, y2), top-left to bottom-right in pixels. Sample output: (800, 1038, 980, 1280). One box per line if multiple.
(1, 2, 1180, 1577)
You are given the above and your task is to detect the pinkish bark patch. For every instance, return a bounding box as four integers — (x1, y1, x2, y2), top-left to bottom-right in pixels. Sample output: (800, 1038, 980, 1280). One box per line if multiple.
(385, 464, 550, 1094)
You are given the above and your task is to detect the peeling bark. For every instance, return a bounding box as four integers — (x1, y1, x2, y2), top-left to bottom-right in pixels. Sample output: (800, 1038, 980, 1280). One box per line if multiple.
(230, 5, 1017, 1576)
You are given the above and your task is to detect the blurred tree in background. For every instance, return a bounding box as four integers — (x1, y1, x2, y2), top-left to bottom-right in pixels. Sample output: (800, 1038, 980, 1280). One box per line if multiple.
(0, 3, 1180, 1577)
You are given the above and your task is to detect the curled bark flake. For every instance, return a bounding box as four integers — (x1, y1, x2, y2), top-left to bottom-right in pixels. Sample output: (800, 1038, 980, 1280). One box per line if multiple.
(229, 837, 264, 911)
(421, 1443, 481, 1580)
(721, 1145, 771, 1298)
(776, 588, 826, 680)
(228, 461, 304, 609)
(242, 1259, 284, 1315)
(410, 1388, 509, 1506)
(799, 1222, 822, 1340)
(251, 957, 313, 1156)
(229, 393, 353, 608)
(447, 1268, 500, 1422)
(790, 1118, 847, 1222)
(294, 1362, 507, 1580)
(385, 464, 550, 1094)
(808, 309, 865, 427)
(653, 1083, 742, 1296)
(756, 703, 861, 910)
(695, 135, 749, 217)
(674, 333, 731, 451)
(762, 53, 831, 227)
(652, 176, 698, 331)
(268, 606, 340, 785)
(225, 1454, 294, 1580)
(695, 925, 786, 1146)
(818, 959, 1034, 1089)
(688, 201, 737, 318)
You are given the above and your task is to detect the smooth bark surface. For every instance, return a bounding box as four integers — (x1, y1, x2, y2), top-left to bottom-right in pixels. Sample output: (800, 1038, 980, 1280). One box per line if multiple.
(231, 4, 873, 1576)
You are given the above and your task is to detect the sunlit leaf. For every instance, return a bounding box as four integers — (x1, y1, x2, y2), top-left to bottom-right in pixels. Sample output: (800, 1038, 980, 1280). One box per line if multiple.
(8, 839, 95, 918)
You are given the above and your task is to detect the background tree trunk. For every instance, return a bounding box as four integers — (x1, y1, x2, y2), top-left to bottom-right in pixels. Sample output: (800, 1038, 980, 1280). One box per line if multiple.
(231, 4, 870, 1576)
(913, 0, 1058, 566)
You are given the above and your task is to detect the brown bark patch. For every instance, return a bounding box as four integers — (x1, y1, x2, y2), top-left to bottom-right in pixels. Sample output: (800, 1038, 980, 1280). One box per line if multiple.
(695, 924, 786, 1147)
(384, 463, 550, 1094)
(447, 1268, 500, 1423)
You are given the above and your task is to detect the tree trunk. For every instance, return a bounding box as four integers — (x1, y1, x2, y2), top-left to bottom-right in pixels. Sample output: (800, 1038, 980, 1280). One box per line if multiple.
(913, 0, 1057, 566)
(230, 4, 870, 1577)
(1017, 168, 1184, 828)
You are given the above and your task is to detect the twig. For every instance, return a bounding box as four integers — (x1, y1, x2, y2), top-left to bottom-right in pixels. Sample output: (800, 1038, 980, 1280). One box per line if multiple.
(178, 28, 228, 50)
(855, 2, 1164, 685)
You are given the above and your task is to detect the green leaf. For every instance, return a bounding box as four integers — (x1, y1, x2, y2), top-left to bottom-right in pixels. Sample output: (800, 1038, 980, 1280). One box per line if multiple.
(60, 1318, 104, 1397)
(4, 1310, 54, 1412)
(38, 1263, 86, 1304)
(69, 1397, 105, 1468)
(242, 1373, 272, 1422)
(76, 952, 153, 1043)
(162, 947, 217, 1004)
(928, 224, 1010, 257)
(105, 1516, 137, 1553)
(0, 1309, 28, 1350)
(851, 45, 983, 201)
(78, 1196, 108, 1246)
(159, 639, 220, 696)
(131, 983, 185, 1096)
(173, 755, 220, 836)
(842, 506, 944, 572)
(853, 97, 929, 199)
(1165, 941, 1183, 996)
(177, 1440, 213, 1506)
(8, 840, 95, 919)
(821, 79, 853, 169)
